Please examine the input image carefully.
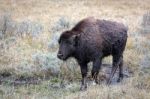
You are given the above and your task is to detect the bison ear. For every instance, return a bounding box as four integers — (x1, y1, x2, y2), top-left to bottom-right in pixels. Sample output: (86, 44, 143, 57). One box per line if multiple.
(71, 34, 80, 46)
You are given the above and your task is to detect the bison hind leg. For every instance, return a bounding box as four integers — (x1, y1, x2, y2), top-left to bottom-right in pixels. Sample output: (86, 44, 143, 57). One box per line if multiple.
(107, 54, 123, 85)
(117, 56, 124, 82)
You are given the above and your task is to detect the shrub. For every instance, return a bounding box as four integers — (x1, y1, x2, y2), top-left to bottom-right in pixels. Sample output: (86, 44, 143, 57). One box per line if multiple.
(140, 54, 150, 74)
(32, 52, 62, 76)
(133, 12, 150, 54)
(137, 12, 150, 74)
(140, 12, 150, 35)
(48, 17, 72, 50)
(0, 14, 17, 39)
(0, 14, 44, 39)
(51, 17, 71, 33)
(48, 32, 60, 50)
(17, 19, 44, 38)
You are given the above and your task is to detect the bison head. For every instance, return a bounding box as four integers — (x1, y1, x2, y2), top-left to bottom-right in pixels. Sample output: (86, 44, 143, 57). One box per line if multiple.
(57, 31, 79, 60)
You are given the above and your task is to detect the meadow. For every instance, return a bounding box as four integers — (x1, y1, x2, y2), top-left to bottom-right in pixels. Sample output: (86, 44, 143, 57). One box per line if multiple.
(0, 0, 150, 99)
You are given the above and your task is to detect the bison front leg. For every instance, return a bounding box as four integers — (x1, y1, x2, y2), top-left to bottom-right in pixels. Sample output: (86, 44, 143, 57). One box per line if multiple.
(92, 59, 101, 84)
(79, 63, 88, 91)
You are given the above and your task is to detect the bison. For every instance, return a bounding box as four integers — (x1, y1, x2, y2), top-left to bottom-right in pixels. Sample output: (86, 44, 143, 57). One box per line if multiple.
(57, 17, 128, 90)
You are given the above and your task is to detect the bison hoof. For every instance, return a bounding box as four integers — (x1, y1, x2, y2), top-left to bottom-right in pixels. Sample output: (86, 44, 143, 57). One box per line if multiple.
(80, 85, 87, 91)
(91, 81, 96, 86)
(117, 77, 123, 82)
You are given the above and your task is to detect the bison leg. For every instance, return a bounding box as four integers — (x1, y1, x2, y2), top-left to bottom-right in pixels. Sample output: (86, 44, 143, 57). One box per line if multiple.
(92, 59, 101, 84)
(107, 55, 122, 85)
(79, 63, 88, 91)
(117, 56, 123, 82)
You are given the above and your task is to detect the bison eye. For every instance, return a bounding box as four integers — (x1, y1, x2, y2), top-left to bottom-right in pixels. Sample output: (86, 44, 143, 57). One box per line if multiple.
(58, 39, 61, 44)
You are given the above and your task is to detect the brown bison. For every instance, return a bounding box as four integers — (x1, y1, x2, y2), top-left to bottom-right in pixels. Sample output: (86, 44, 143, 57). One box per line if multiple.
(57, 17, 128, 90)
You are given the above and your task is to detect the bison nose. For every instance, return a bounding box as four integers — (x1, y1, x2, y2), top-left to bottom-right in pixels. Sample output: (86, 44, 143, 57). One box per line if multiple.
(57, 53, 63, 59)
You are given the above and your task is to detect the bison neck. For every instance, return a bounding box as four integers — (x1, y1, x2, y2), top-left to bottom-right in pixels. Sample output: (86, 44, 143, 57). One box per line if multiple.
(73, 46, 101, 64)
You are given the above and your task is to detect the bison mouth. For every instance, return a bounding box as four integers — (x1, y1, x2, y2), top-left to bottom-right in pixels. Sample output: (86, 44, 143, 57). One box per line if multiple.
(58, 57, 67, 61)
(57, 54, 68, 61)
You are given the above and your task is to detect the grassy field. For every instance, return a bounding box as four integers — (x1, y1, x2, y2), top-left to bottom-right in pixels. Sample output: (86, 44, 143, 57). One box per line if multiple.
(0, 0, 150, 99)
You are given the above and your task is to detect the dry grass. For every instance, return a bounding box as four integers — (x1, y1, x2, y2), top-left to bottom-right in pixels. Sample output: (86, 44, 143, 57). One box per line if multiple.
(0, 0, 150, 99)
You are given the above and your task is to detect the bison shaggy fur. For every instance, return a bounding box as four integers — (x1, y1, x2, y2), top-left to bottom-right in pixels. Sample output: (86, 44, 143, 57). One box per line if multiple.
(57, 17, 128, 90)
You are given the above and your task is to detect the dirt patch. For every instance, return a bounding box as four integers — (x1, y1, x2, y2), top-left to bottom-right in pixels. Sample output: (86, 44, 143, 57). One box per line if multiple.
(0, 74, 42, 86)
(98, 64, 132, 84)
(0, 64, 132, 87)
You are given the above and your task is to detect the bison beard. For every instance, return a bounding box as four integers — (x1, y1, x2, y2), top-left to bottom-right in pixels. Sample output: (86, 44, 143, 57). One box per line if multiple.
(57, 17, 128, 91)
